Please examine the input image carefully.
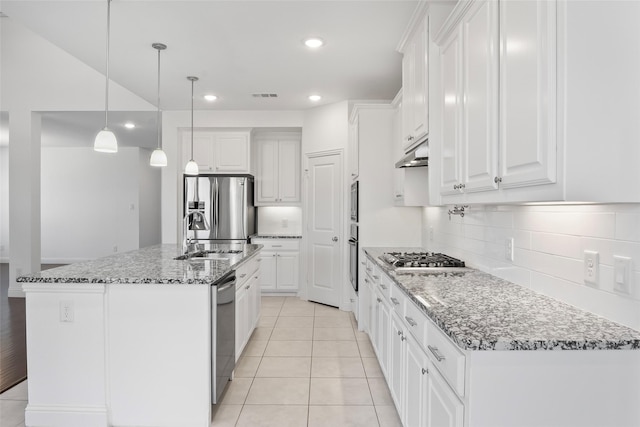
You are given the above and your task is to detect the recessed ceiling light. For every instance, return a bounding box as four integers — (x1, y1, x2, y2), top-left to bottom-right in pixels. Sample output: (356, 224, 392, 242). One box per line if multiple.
(204, 94, 218, 102)
(309, 95, 322, 102)
(304, 38, 324, 48)
(124, 122, 136, 129)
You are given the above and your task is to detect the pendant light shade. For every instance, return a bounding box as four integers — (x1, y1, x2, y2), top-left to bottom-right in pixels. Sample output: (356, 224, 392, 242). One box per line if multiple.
(150, 42, 167, 167)
(184, 159, 199, 175)
(150, 148, 168, 167)
(184, 76, 199, 176)
(94, 0, 117, 153)
(94, 127, 118, 153)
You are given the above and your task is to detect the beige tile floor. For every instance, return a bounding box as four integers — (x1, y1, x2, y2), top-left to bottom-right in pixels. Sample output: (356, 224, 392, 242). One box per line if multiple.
(0, 296, 401, 427)
(213, 296, 402, 427)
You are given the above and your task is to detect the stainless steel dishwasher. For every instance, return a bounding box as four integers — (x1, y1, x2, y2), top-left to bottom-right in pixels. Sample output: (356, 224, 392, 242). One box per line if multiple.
(212, 271, 235, 404)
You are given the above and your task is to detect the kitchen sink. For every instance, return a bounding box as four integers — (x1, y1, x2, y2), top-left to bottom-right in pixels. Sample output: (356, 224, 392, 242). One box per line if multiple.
(174, 249, 243, 261)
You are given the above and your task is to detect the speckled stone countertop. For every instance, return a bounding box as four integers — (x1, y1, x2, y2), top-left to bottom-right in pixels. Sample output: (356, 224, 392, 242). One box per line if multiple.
(363, 247, 640, 351)
(17, 244, 262, 285)
(251, 235, 302, 239)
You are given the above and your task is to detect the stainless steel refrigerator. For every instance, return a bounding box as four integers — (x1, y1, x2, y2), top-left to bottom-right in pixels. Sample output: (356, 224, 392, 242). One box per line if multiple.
(184, 174, 256, 243)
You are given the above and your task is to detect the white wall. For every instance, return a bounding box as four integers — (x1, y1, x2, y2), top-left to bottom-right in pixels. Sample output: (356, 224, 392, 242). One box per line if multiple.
(0, 146, 9, 262)
(422, 204, 640, 331)
(41, 147, 145, 263)
(257, 207, 302, 236)
(138, 150, 162, 249)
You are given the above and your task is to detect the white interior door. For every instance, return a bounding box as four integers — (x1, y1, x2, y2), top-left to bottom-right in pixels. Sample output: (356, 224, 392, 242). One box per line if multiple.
(306, 152, 343, 308)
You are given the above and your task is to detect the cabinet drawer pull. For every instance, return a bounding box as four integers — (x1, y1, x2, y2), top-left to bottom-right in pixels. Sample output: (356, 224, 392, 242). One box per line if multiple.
(361, 261, 366, 265)
(245, 285, 250, 290)
(422, 368, 428, 375)
(376, 298, 382, 303)
(379, 284, 387, 290)
(272, 245, 283, 248)
(364, 278, 370, 283)
(373, 275, 380, 280)
(428, 345, 446, 362)
(239, 273, 247, 278)
(405, 316, 417, 327)
(390, 297, 400, 306)
(366, 268, 372, 272)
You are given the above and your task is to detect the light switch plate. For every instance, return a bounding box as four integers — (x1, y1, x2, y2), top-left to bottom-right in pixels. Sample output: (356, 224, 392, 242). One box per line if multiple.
(613, 255, 632, 294)
(583, 250, 599, 286)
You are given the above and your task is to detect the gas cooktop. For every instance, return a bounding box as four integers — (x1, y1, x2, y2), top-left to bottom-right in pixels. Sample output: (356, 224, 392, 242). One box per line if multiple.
(379, 251, 467, 271)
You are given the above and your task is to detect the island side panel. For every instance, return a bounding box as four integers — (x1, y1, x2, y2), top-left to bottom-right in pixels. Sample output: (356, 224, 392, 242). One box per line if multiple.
(466, 349, 640, 427)
(23, 283, 109, 427)
(107, 283, 211, 427)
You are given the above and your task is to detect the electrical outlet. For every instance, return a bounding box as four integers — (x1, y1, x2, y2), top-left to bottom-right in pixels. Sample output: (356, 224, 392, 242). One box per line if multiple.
(60, 300, 74, 322)
(583, 250, 600, 286)
(429, 227, 434, 242)
(505, 238, 514, 261)
(613, 255, 632, 294)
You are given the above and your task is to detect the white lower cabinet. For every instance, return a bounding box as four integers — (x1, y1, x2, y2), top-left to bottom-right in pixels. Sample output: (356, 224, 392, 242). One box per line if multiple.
(427, 365, 464, 427)
(235, 255, 261, 360)
(405, 332, 429, 427)
(252, 239, 300, 292)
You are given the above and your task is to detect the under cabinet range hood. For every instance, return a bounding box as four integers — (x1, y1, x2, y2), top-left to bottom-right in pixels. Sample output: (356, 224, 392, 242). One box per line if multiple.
(395, 142, 429, 168)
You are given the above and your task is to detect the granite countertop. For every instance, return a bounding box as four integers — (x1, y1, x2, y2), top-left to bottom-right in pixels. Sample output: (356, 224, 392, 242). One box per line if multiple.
(363, 247, 640, 351)
(251, 234, 302, 239)
(17, 243, 262, 285)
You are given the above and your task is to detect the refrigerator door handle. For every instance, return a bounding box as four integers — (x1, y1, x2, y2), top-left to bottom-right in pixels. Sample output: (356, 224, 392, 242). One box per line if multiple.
(240, 180, 246, 239)
(214, 178, 219, 239)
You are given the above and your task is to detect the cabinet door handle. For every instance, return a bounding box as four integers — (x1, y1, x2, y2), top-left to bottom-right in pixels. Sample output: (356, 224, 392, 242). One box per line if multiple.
(405, 316, 417, 327)
(390, 297, 400, 306)
(494, 176, 502, 184)
(397, 330, 403, 336)
(245, 285, 250, 290)
(422, 368, 428, 375)
(364, 278, 370, 284)
(239, 273, 247, 279)
(379, 284, 387, 290)
(376, 298, 382, 303)
(428, 345, 446, 362)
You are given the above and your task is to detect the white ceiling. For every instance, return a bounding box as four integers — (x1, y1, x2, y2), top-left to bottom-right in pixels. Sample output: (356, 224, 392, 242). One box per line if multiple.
(1, 0, 418, 112)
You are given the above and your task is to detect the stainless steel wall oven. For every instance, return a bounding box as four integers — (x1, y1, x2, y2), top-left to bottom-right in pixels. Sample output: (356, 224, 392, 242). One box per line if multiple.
(348, 223, 358, 293)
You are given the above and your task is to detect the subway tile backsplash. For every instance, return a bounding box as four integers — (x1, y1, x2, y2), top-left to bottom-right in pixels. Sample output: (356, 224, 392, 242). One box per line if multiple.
(422, 204, 640, 331)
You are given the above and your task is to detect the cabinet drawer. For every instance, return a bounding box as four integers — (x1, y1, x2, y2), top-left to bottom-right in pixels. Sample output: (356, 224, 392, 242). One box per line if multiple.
(252, 239, 300, 251)
(388, 282, 405, 315)
(236, 255, 259, 287)
(426, 321, 466, 397)
(377, 273, 392, 301)
(404, 298, 427, 348)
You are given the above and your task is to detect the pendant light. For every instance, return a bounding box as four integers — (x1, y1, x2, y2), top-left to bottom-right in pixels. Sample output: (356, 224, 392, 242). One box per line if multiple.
(184, 76, 199, 176)
(149, 43, 168, 167)
(94, 0, 118, 153)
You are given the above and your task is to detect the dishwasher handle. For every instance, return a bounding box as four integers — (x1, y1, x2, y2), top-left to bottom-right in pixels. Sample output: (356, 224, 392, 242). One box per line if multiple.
(215, 271, 236, 293)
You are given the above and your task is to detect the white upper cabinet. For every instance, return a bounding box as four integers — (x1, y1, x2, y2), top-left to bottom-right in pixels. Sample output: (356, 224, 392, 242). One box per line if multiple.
(498, 0, 556, 189)
(432, 0, 640, 204)
(254, 132, 301, 205)
(182, 130, 250, 174)
(401, 13, 429, 152)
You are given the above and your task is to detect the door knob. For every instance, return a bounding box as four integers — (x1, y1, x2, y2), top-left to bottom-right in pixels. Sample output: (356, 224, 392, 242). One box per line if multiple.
(332, 236, 338, 242)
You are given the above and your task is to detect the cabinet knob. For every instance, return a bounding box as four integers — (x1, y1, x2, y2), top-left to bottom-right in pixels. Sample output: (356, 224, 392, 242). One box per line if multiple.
(460, 183, 466, 189)
(397, 330, 403, 336)
(332, 236, 338, 242)
(421, 368, 428, 375)
(453, 184, 459, 190)
(494, 176, 502, 184)
(376, 298, 382, 303)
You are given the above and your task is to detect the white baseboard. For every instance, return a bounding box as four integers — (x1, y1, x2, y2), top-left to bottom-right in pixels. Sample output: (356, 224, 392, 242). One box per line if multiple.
(25, 403, 108, 427)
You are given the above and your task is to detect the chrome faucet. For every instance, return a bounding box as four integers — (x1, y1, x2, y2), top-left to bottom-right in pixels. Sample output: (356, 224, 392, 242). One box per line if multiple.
(183, 211, 209, 254)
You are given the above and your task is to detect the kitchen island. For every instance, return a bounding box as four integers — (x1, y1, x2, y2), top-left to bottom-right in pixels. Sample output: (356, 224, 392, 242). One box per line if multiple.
(17, 243, 261, 427)
(361, 247, 640, 427)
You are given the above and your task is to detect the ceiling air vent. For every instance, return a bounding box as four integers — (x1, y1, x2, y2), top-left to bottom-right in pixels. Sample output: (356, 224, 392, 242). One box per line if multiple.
(252, 93, 278, 98)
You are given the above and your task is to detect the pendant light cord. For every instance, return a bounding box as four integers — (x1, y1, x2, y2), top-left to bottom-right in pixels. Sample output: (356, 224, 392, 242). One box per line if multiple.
(156, 47, 161, 149)
(190, 78, 194, 160)
(104, 0, 111, 128)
